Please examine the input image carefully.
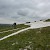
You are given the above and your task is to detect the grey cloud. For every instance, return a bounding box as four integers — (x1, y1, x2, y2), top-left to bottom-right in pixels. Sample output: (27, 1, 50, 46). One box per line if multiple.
(0, 0, 50, 24)
(17, 8, 29, 16)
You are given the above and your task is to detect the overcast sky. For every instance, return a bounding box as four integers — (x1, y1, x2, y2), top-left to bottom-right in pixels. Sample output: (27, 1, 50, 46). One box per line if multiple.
(0, 0, 50, 24)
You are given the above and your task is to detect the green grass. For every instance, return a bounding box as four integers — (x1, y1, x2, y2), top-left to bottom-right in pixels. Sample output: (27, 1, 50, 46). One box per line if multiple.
(45, 19, 50, 22)
(0, 24, 13, 31)
(0, 29, 21, 38)
(0, 24, 30, 38)
(0, 26, 50, 50)
(0, 24, 30, 32)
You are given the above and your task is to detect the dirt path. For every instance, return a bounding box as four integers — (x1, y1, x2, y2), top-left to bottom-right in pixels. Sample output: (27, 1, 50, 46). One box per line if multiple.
(0, 27, 31, 41)
(0, 21, 50, 41)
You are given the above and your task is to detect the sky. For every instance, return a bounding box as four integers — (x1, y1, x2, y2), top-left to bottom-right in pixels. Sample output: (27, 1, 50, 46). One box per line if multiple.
(0, 0, 50, 24)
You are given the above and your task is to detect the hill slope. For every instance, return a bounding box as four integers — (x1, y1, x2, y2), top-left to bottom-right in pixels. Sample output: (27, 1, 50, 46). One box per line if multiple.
(0, 26, 50, 50)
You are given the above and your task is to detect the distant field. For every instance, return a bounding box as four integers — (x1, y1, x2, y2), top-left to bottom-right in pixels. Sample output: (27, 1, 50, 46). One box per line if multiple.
(0, 26, 50, 50)
(0, 24, 13, 31)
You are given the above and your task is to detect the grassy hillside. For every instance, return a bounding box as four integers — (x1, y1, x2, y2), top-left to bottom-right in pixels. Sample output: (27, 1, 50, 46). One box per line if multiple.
(0, 24, 30, 32)
(0, 24, 30, 38)
(0, 26, 50, 50)
(45, 19, 50, 22)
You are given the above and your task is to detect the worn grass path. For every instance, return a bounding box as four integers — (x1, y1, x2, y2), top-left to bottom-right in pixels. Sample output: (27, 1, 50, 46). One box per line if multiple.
(0, 28, 20, 33)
